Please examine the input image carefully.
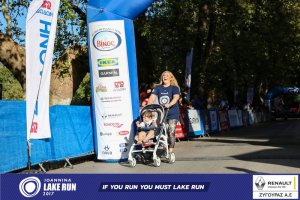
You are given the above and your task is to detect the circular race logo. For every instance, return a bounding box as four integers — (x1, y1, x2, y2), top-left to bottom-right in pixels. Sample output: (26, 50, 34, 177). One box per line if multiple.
(93, 31, 122, 51)
(159, 96, 170, 105)
(19, 177, 41, 198)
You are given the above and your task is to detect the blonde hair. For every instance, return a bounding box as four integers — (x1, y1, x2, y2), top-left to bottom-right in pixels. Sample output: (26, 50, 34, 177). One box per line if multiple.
(159, 71, 180, 88)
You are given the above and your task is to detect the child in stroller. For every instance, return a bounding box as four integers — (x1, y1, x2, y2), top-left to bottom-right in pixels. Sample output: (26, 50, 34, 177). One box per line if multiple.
(135, 110, 157, 145)
(128, 104, 176, 167)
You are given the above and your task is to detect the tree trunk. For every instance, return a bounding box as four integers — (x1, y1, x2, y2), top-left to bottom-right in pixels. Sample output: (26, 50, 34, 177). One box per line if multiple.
(194, 1, 217, 95)
(0, 32, 88, 105)
(200, 2, 217, 72)
(0, 32, 26, 90)
(50, 45, 89, 105)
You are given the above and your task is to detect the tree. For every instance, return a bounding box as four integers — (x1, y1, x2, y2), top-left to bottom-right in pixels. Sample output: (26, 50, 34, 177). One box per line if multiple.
(210, 0, 300, 105)
(0, 0, 89, 104)
(1, 0, 299, 107)
(136, 0, 219, 96)
(0, 65, 23, 100)
(136, 0, 299, 107)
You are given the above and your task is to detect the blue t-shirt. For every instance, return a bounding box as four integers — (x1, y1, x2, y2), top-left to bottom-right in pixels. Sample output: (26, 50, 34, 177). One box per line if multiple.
(152, 85, 180, 120)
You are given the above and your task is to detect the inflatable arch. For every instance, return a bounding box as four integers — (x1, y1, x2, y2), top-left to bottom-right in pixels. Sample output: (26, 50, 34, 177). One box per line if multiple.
(87, 0, 156, 161)
(264, 86, 300, 110)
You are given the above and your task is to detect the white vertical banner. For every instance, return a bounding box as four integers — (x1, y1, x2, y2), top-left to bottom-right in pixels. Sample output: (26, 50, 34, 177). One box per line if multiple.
(89, 20, 133, 160)
(26, 0, 60, 140)
(247, 87, 254, 104)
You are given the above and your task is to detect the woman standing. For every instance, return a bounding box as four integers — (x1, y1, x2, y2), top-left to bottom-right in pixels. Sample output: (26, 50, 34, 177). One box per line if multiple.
(148, 71, 180, 153)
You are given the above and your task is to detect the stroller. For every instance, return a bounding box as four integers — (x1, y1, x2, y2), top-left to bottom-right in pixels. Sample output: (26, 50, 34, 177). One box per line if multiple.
(128, 104, 176, 167)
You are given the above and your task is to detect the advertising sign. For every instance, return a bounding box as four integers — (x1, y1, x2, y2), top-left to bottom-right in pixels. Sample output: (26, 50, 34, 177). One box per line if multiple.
(89, 20, 133, 160)
(187, 109, 204, 136)
(209, 110, 219, 133)
(26, 0, 60, 139)
(253, 175, 298, 199)
(2, 174, 297, 200)
(228, 109, 239, 128)
(175, 108, 188, 139)
(218, 110, 229, 131)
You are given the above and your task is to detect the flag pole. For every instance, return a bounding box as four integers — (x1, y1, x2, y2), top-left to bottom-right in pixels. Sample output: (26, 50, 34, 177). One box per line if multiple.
(22, 140, 42, 173)
(27, 140, 31, 170)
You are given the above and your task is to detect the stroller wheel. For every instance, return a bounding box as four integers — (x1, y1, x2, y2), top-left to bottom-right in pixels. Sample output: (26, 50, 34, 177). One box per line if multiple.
(153, 157, 161, 167)
(168, 152, 176, 164)
(129, 158, 137, 167)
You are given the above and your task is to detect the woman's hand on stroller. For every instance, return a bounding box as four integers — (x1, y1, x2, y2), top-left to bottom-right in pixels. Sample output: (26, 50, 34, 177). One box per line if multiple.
(164, 103, 172, 109)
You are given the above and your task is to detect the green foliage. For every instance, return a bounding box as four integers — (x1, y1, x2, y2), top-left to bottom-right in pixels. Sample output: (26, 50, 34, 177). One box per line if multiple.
(136, 0, 300, 106)
(54, 0, 88, 59)
(293, 94, 300, 102)
(0, 66, 24, 100)
(71, 73, 91, 105)
(0, 0, 29, 43)
(209, 0, 300, 105)
(1, 0, 299, 106)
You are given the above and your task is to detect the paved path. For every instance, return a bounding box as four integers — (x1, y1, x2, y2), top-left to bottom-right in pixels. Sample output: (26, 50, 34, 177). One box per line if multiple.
(50, 119, 300, 174)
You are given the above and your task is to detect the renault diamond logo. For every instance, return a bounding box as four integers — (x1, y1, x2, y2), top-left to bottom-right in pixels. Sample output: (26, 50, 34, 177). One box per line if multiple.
(255, 176, 266, 190)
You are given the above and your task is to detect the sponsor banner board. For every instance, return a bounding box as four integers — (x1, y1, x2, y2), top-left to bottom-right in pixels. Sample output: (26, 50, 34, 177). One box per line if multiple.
(175, 108, 188, 139)
(187, 109, 204, 136)
(209, 110, 219, 132)
(218, 110, 229, 131)
(253, 175, 298, 199)
(88, 20, 133, 160)
(1, 174, 298, 200)
(228, 109, 239, 128)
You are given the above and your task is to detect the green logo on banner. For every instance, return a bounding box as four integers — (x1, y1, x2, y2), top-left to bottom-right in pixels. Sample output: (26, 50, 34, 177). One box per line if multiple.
(97, 58, 119, 67)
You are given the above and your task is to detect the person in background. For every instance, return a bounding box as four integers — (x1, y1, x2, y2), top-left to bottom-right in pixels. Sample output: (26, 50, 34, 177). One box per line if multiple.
(219, 99, 229, 110)
(139, 83, 147, 105)
(141, 84, 153, 107)
(147, 71, 180, 153)
(180, 88, 189, 106)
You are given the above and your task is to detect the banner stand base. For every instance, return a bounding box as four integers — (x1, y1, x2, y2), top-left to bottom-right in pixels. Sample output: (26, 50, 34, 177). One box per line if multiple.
(21, 162, 46, 174)
(23, 141, 46, 173)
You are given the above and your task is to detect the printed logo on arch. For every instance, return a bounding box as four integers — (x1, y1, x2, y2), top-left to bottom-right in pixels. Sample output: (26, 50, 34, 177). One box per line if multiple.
(253, 175, 298, 199)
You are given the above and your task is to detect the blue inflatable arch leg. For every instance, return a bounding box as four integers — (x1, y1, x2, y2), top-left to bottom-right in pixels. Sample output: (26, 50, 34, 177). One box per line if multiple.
(87, 0, 156, 161)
